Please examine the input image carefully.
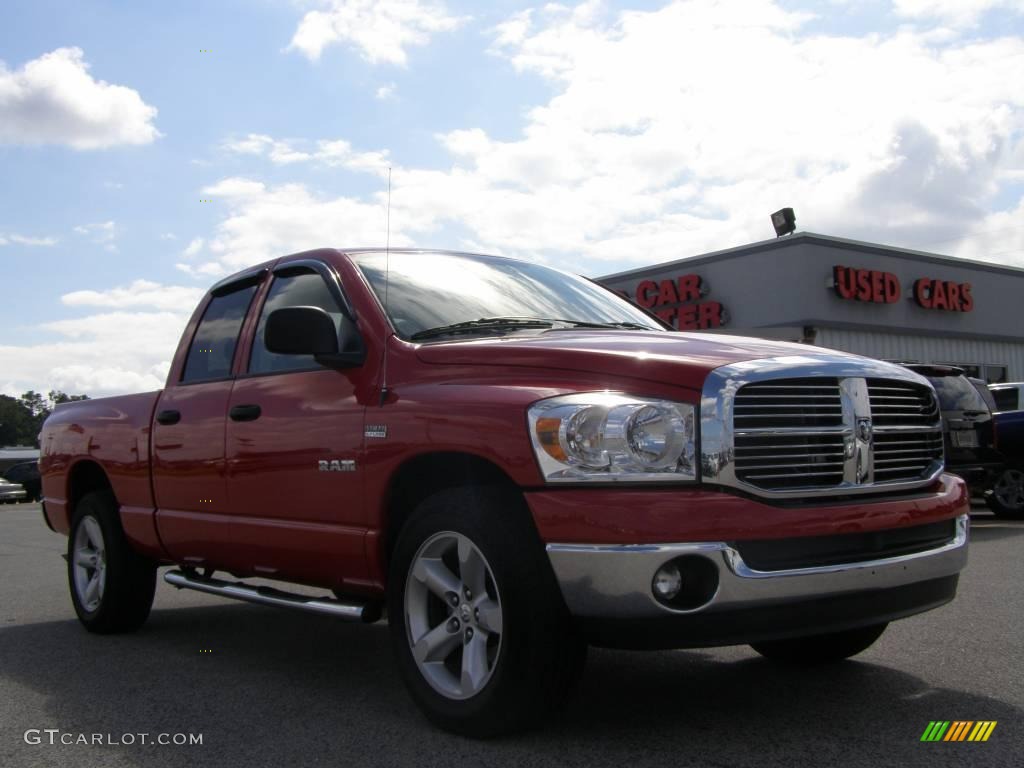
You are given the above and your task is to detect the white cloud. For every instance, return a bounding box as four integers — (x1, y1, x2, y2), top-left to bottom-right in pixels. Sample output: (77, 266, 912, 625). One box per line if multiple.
(223, 134, 273, 155)
(61, 279, 205, 312)
(73, 220, 118, 251)
(159, 232, 177, 240)
(288, 0, 468, 65)
(182, 237, 204, 258)
(182, 177, 401, 276)
(948, 197, 1024, 263)
(893, 0, 1023, 27)
(0, 47, 159, 149)
(74, 220, 117, 242)
(375, 82, 397, 100)
(195, 1, 1024, 276)
(1, 283, 197, 397)
(0, 233, 58, 246)
(223, 133, 389, 174)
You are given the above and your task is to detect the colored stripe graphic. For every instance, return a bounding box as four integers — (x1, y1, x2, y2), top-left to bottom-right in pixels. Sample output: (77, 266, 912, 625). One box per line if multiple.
(969, 722, 997, 742)
(944, 721, 971, 741)
(921, 721, 950, 741)
(921, 721, 996, 742)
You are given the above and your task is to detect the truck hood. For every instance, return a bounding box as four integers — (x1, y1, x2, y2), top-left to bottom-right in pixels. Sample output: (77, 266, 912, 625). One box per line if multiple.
(415, 330, 868, 390)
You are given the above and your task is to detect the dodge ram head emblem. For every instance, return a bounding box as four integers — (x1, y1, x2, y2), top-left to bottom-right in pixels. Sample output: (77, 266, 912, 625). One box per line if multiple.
(856, 418, 873, 443)
(854, 417, 873, 484)
(319, 459, 356, 472)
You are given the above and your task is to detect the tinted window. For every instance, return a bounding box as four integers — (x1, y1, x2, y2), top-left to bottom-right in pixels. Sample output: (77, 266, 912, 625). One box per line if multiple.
(970, 379, 997, 411)
(929, 375, 989, 412)
(249, 271, 344, 374)
(181, 285, 257, 383)
(353, 252, 661, 340)
(992, 388, 1019, 412)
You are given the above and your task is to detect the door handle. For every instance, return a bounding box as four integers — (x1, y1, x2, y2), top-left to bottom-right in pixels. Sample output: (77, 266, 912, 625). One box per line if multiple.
(229, 404, 262, 422)
(156, 409, 181, 425)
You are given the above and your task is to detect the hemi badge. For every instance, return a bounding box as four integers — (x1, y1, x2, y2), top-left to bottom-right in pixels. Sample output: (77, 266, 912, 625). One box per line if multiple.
(365, 425, 388, 439)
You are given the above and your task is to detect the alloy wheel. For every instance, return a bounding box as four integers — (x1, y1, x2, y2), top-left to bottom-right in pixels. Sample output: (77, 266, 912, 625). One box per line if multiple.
(404, 531, 503, 700)
(73, 515, 107, 613)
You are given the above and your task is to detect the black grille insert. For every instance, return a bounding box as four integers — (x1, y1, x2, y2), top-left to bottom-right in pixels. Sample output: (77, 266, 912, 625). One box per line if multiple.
(733, 519, 957, 572)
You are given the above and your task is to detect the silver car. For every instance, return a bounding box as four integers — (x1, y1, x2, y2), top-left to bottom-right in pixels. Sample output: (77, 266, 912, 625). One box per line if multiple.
(0, 478, 27, 503)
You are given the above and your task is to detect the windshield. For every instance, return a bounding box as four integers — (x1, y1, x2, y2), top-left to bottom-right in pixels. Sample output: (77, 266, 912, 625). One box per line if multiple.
(353, 252, 663, 340)
(928, 375, 990, 412)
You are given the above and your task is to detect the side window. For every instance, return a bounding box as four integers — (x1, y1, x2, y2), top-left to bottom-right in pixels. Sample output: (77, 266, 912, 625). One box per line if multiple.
(181, 285, 258, 383)
(984, 365, 1008, 385)
(249, 270, 344, 375)
(992, 388, 1018, 413)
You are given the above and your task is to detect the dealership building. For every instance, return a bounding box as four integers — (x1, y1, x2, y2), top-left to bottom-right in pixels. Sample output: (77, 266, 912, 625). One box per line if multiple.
(598, 232, 1024, 383)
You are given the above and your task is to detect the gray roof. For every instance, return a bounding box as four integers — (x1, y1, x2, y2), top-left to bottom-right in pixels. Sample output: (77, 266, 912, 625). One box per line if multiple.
(598, 231, 1024, 282)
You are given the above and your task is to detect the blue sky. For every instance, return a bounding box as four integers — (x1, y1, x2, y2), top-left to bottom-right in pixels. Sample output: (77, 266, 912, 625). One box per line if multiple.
(1, 0, 1023, 396)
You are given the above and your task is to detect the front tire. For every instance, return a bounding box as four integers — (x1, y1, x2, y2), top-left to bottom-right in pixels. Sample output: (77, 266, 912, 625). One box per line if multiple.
(985, 468, 1024, 519)
(387, 486, 585, 737)
(68, 490, 157, 634)
(750, 622, 888, 664)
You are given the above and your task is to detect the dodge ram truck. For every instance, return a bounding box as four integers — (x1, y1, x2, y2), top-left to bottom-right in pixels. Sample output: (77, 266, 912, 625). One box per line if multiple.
(40, 248, 969, 736)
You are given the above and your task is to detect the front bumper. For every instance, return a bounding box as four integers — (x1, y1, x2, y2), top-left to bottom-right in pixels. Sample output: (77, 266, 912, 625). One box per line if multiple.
(547, 514, 968, 620)
(533, 476, 970, 649)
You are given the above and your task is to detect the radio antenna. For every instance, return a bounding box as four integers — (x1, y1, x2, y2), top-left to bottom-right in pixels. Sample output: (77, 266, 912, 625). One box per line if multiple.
(379, 166, 392, 407)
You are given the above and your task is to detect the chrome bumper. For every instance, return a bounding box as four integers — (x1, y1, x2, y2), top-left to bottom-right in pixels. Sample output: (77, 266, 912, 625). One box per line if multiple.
(546, 514, 969, 619)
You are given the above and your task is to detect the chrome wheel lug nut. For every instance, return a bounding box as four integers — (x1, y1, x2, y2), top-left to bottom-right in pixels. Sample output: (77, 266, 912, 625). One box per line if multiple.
(463, 588, 472, 600)
(465, 627, 474, 642)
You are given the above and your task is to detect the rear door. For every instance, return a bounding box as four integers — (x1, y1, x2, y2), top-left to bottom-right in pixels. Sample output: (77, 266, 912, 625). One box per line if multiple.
(223, 260, 371, 588)
(152, 278, 260, 565)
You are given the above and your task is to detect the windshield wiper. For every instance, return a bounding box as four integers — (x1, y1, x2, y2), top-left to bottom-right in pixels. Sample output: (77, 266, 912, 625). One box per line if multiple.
(410, 317, 554, 341)
(542, 319, 654, 331)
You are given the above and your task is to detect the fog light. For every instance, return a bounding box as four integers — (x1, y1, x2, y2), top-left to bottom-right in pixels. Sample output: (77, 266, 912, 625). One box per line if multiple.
(653, 563, 683, 600)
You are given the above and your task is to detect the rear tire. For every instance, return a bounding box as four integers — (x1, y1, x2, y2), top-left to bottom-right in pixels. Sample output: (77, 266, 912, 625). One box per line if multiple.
(68, 490, 157, 634)
(750, 623, 888, 664)
(985, 468, 1024, 519)
(387, 485, 585, 737)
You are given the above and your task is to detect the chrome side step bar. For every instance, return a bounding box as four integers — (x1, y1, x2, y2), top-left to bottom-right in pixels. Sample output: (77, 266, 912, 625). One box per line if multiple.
(164, 570, 381, 623)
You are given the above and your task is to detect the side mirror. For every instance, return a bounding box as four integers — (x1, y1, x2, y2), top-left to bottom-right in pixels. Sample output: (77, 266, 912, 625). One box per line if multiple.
(265, 306, 366, 368)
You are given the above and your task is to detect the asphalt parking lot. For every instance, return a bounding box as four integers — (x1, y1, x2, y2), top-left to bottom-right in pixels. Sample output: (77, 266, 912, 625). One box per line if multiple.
(1, 502, 1020, 768)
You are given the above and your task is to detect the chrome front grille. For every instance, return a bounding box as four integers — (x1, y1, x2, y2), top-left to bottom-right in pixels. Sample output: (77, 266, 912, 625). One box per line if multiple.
(872, 432, 945, 481)
(702, 356, 945, 499)
(733, 379, 846, 489)
(734, 433, 846, 489)
(867, 379, 940, 427)
(733, 378, 842, 430)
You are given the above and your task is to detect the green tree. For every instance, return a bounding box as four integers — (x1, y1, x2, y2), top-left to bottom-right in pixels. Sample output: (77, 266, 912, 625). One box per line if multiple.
(0, 395, 31, 446)
(0, 390, 91, 447)
(49, 390, 90, 406)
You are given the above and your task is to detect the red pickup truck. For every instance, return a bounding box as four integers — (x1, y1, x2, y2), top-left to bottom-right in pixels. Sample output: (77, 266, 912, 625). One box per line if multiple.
(40, 248, 969, 736)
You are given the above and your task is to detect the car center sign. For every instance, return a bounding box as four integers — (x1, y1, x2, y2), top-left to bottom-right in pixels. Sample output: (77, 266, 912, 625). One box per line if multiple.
(633, 274, 728, 330)
(832, 265, 973, 313)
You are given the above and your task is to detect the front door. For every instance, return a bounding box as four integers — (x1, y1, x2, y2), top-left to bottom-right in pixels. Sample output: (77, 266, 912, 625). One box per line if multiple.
(224, 263, 370, 588)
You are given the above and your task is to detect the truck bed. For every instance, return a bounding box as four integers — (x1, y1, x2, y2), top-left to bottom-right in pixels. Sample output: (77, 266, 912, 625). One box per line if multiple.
(40, 391, 161, 536)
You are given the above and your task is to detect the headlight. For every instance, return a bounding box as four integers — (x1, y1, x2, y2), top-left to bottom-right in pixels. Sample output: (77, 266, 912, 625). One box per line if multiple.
(528, 393, 697, 482)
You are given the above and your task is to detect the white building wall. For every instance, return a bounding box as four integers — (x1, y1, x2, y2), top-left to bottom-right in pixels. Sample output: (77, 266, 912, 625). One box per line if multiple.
(816, 328, 1024, 382)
